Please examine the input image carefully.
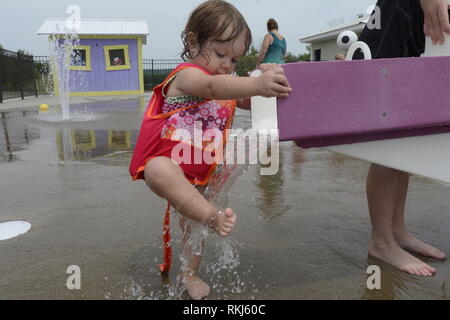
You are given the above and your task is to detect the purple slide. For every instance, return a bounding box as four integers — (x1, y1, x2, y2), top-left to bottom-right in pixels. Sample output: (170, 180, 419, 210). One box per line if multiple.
(277, 56, 450, 148)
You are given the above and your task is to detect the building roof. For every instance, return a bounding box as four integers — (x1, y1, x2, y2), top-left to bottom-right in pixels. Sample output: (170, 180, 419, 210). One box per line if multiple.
(37, 19, 149, 43)
(300, 16, 369, 44)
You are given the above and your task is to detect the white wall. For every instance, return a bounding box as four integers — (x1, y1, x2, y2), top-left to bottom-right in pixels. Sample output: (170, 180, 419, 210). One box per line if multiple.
(309, 31, 363, 61)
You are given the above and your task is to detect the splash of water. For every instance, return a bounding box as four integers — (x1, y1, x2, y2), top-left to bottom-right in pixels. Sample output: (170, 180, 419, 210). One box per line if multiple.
(167, 130, 265, 299)
(48, 26, 80, 120)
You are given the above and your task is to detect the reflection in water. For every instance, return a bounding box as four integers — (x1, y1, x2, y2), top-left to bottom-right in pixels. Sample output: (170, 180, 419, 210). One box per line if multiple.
(55, 128, 138, 162)
(0, 99, 146, 164)
(43, 99, 145, 162)
(0, 111, 40, 162)
(109, 131, 131, 150)
(1, 115, 14, 162)
(289, 142, 305, 180)
(256, 141, 290, 220)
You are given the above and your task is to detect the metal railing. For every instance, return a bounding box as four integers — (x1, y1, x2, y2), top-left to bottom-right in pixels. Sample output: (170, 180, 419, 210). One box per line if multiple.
(143, 59, 182, 90)
(1, 55, 182, 102)
(0, 49, 38, 103)
(33, 56, 53, 96)
(34, 57, 182, 93)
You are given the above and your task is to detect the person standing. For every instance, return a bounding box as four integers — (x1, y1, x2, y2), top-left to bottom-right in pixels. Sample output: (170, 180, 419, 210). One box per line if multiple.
(256, 18, 287, 67)
(359, 0, 450, 277)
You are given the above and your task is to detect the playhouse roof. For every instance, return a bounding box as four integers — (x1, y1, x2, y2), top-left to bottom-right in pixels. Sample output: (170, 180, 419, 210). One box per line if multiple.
(37, 19, 149, 43)
(300, 16, 369, 44)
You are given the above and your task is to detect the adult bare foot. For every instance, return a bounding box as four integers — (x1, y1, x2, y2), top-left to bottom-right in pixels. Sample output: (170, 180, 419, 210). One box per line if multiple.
(369, 239, 436, 276)
(182, 272, 210, 300)
(209, 209, 236, 237)
(395, 232, 446, 260)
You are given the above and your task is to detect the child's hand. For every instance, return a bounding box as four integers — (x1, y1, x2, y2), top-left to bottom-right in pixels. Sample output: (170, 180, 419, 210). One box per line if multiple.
(258, 63, 281, 73)
(256, 65, 292, 98)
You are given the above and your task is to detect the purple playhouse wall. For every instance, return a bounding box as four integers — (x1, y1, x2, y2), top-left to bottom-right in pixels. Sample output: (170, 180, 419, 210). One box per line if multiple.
(69, 38, 140, 92)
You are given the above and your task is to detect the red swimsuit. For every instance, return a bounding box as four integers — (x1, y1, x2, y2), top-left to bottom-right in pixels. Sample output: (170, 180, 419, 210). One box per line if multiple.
(129, 63, 236, 272)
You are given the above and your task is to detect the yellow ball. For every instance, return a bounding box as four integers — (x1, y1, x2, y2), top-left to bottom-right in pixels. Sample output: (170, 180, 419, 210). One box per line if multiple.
(39, 104, 49, 112)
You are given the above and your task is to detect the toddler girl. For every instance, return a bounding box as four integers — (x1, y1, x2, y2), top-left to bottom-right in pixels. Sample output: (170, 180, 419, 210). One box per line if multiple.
(129, 0, 291, 299)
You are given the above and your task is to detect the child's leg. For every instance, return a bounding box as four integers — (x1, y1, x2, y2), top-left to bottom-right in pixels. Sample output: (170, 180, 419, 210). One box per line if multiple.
(144, 157, 236, 236)
(392, 172, 446, 260)
(179, 218, 210, 300)
(366, 164, 435, 276)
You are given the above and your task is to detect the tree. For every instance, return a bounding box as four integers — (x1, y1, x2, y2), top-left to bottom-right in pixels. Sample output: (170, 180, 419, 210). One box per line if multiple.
(284, 52, 300, 63)
(235, 46, 258, 76)
(17, 49, 33, 58)
(299, 44, 312, 62)
(298, 52, 311, 62)
(235, 45, 311, 75)
(285, 49, 311, 63)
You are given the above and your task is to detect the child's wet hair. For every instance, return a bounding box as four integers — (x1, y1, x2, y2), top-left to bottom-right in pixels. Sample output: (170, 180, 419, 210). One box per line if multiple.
(181, 0, 252, 62)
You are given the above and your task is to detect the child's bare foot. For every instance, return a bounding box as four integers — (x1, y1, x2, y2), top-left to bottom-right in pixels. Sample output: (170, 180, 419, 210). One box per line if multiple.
(182, 272, 210, 300)
(369, 239, 436, 276)
(395, 232, 446, 260)
(209, 208, 236, 237)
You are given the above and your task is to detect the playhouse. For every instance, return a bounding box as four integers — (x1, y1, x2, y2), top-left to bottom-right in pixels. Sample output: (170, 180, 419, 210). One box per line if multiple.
(37, 19, 149, 96)
(300, 16, 368, 61)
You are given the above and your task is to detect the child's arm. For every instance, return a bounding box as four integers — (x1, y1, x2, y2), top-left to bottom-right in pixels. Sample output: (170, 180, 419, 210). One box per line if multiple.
(174, 67, 291, 101)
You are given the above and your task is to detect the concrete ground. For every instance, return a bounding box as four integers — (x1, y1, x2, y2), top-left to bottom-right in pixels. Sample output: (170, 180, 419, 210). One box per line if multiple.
(1, 95, 450, 300)
(0, 93, 153, 113)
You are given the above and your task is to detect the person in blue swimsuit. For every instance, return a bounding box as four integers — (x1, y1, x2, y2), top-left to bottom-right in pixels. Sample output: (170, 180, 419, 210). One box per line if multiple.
(256, 18, 287, 67)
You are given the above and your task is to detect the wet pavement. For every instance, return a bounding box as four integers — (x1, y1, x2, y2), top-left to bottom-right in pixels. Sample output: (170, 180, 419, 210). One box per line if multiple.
(1, 97, 450, 300)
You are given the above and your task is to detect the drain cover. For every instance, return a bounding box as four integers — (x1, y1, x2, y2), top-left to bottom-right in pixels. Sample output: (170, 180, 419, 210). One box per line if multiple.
(0, 221, 32, 240)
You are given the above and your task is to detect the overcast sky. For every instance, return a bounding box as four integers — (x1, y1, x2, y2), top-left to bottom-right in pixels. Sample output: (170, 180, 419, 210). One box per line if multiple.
(0, 0, 376, 58)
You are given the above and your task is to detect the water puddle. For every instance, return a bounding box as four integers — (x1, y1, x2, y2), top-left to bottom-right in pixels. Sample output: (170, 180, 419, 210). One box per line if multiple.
(32, 112, 99, 124)
(1, 105, 450, 300)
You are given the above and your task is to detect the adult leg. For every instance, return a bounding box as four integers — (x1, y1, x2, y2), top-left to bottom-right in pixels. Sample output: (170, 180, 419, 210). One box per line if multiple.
(392, 172, 446, 260)
(367, 164, 435, 276)
(362, 0, 437, 276)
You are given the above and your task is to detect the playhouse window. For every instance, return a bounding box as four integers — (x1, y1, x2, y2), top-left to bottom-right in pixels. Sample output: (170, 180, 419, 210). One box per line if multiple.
(104, 45, 131, 71)
(71, 130, 97, 151)
(70, 46, 91, 71)
(108, 130, 131, 150)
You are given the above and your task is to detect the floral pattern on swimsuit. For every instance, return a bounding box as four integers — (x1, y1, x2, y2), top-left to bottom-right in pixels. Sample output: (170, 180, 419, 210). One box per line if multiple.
(161, 96, 234, 149)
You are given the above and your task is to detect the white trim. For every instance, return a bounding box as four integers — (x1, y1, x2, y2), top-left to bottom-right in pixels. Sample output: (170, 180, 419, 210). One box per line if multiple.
(300, 17, 369, 44)
(37, 19, 149, 43)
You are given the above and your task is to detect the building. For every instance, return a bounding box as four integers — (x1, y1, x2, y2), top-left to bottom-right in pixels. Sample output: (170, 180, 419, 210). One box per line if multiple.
(38, 19, 149, 96)
(300, 17, 369, 62)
